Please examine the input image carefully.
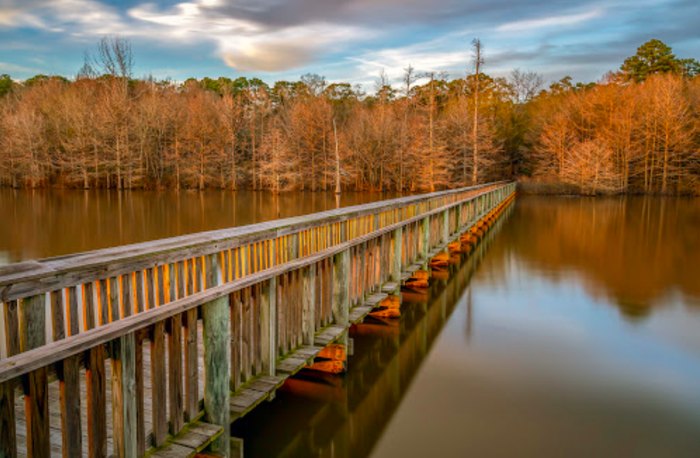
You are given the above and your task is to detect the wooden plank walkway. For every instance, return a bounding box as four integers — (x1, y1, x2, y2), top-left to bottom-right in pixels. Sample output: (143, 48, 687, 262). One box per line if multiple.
(1, 182, 516, 458)
(12, 319, 358, 457)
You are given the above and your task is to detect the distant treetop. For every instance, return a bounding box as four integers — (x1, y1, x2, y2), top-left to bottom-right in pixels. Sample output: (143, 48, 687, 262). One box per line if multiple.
(619, 39, 699, 82)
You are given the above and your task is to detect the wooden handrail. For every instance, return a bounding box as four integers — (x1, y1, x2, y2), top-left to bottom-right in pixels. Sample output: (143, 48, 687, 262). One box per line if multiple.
(0, 182, 508, 301)
(0, 185, 510, 383)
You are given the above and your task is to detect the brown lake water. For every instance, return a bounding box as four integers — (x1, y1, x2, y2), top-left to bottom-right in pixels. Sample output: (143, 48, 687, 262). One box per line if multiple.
(1, 191, 699, 457)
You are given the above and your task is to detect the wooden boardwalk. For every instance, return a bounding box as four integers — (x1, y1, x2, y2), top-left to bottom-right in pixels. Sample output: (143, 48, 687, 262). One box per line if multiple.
(0, 182, 516, 457)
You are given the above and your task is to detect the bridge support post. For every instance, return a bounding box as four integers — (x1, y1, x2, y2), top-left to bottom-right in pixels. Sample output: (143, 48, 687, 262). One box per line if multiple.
(112, 332, 137, 458)
(456, 204, 462, 232)
(442, 209, 449, 244)
(302, 264, 316, 345)
(261, 276, 277, 376)
(333, 249, 350, 346)
(421, 216, 430, 263)
(20, 294, 50, 458)
(392, 227, 402, 282)
(203, 254, 231, 456)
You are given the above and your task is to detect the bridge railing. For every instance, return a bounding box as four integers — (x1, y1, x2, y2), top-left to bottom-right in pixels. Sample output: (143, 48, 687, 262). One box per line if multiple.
(0, 181, 516, 457)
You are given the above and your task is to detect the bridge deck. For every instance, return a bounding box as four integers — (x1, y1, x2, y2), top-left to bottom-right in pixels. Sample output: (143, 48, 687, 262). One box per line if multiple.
(1, 182, 516, 458)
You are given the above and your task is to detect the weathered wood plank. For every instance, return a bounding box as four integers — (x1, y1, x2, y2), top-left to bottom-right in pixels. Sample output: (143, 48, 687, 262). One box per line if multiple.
(183, 309, 198, 422)
(135, 332, 146, 456)
(168, 313, 184, 434)
(151, 321, 167, 446)
(259, 277, 276, 378)
(1, 300, 18, 458)
(111, 332, 137, 458)
(149, 442, 194, 458)
(86, 344, 107, 457)
(19, 294, 50, 458)
(58, 355, 82, 458)
(203, 254, 230, 454)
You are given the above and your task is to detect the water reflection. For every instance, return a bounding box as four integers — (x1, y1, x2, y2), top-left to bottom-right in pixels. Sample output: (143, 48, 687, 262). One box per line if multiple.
(0, 189, 398, 264)
(230, 204, 511, 457)
(372, 197, 700, 457)
(489, 196, 700, 320)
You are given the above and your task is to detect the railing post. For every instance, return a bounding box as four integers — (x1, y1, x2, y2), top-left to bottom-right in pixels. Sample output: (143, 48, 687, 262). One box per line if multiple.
(332, 249, 350, 330)
(302, 264, 316, 345)
(112, 332, 137, 458)
(19, 294, 50, 458)
(203, 254, 231, 456)
(392, 227, 403, 282)
(442, 209, 449, 244)
(1, 300, 19, 458)
(261, 276, 277, 377)
(456, 204, 462, 232)
(421, 216, 430, 261)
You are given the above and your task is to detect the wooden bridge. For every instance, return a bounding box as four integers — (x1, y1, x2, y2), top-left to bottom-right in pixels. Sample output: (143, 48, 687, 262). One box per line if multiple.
(0, 181, 516, 458)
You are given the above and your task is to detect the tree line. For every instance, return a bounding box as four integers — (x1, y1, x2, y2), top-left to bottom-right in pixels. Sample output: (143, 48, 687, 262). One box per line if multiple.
(0, 38, 698, 194)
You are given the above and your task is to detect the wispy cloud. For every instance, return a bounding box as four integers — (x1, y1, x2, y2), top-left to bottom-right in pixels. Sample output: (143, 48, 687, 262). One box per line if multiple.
(496, 8, 604, 32)
(0, 61, 41, 74)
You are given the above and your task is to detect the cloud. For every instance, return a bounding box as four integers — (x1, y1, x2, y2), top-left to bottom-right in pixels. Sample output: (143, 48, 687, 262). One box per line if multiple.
(496, 8, 603, 32)
(0, 0, 696, 85)
(222, 43, 313, 72)
(129, 1, 377, 72)
(0, 61, 41, 74)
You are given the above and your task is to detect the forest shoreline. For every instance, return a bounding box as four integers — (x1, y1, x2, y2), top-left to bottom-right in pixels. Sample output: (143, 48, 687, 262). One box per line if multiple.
(2, 180, 698, 197)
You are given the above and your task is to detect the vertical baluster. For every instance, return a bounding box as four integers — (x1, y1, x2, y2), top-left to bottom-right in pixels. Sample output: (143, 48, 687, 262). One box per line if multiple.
(135, 271, 146, 314)
(146, 268, 156, 310)
(123, 274, 134, 318)
(86, 342, 107, 457)
(150, 320, 167, 446)
(82, 282, 107, 457)
(302, 264, 316, 345)
(109, 276, 120, 322)
(442, 209, 449, 244)
(135, 330, 146, 456)
(231, 291, 241, 391)
(98, 279, 109, 325)
(168, 313, 184, 434)
(183, 308, 198, 422)
(421, 216, 430, 261)
(56, 289, 82, 457)
(392, 227, 403, 282)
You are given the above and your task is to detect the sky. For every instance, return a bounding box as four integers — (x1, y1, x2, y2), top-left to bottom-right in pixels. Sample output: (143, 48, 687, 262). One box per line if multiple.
(0, 0, 698, 89)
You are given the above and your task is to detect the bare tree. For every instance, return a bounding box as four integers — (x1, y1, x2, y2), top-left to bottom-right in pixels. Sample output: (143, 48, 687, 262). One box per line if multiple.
(471, 38, 483, 185)
(509, 69, 544, 103)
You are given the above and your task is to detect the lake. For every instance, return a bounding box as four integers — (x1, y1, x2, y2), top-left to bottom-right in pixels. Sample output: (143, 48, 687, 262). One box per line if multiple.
(1, 190, 699, 457)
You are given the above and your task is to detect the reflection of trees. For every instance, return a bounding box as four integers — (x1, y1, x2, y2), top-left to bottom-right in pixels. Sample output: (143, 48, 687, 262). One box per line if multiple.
(0, 189, 398, 262)
(500, 196, 700, 319)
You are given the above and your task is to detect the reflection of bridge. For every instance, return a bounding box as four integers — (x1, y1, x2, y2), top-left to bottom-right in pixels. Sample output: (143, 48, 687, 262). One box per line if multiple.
(232, 201, 513, 457)
(0, 182, 514, 457)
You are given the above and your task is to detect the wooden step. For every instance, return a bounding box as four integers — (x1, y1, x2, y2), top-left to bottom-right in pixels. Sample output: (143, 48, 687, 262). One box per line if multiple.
(364, 292, 388, 307)
(313, 325, 345, 347)
(349, 306, 372, 324)
(381, 282, 399, 294)
(150, 421, 223, 458)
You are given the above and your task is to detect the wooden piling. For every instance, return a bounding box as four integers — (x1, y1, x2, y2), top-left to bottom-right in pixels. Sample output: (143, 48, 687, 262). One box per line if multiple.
(203, 254, 231, 456)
